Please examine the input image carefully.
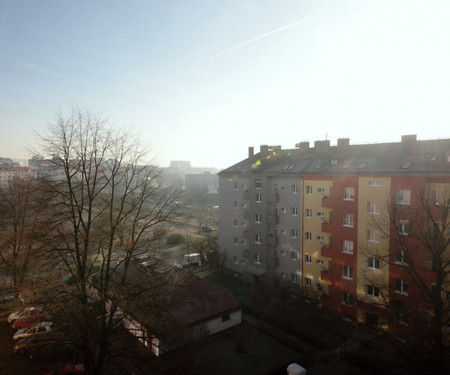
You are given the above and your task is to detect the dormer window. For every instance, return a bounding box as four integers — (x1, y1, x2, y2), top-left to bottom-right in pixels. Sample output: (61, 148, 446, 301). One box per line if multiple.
(357, 163, 366, 169)
(401, 162, 412, 169)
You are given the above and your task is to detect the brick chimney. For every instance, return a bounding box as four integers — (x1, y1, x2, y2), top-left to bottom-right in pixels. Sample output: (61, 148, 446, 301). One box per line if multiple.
(260, 145, 269, 155)
(248, 147, 254, 158)
(295, 142, 310, 153)
(337, 138, 350, 151)
(314, 140, 330, 153)
(401, 134, 417, 143)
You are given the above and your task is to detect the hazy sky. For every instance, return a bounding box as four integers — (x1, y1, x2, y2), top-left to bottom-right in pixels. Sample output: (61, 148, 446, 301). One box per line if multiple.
(1, 0, 449, 169)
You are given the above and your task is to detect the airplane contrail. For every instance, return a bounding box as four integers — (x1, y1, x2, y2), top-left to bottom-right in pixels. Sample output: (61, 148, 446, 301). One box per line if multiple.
(215, 13, 323, 57)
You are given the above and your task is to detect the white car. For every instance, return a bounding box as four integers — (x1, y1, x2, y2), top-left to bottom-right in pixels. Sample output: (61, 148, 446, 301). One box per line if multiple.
(13, 322, 55, 341)
(7, 307, 44, 324)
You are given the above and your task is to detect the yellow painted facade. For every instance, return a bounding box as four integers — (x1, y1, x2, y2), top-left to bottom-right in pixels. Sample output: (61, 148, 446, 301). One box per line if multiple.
(302, 179, 332, 296)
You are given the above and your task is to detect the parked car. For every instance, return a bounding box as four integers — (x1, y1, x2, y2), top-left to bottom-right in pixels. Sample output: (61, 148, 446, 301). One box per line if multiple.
(13, 322, 55, 341)
(13, 334, 68, 355)
(7, 306, 43, 324)
(12, 309, 51, 330)
(201, 225, 214, 232)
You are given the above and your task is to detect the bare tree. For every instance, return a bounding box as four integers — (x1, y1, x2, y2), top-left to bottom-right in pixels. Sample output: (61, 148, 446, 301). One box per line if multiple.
(35, 108, 180, 374)
(363, 186, 449, 372)
(0, 176, 50, 297)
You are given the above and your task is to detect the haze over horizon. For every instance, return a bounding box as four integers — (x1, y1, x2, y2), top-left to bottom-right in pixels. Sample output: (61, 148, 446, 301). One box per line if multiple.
(1, 0, 450, 169)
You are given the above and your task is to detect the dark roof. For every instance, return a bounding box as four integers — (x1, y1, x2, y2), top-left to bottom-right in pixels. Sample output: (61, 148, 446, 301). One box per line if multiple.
(219, 138, 450, 176)
(166, 273, 240, 326)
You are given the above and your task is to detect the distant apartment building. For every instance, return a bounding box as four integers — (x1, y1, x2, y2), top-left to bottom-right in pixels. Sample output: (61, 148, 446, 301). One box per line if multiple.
(0, 164, 35, 187)
(219, 135, 450, 328)
(185, 171, 219, 206)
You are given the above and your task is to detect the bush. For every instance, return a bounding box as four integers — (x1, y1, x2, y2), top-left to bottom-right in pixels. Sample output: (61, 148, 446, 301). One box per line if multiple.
(166, 233, 185, 245)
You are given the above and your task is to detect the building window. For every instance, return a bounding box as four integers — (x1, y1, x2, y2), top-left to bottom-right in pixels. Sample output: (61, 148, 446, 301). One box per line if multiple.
(342, 240, 354, 254)
(281, 208, 287, 213)
(342, 292, 354, 306)
(316, 235, 324, 242)
(280, 272, 287, 278)
(317, 187, 325, 193)
(234, 219, 238, 227)
(234, 182, 238, 190)
(316, 259, 324, 266)
(254, 234, 262, 244)
(292, 184, 298, 194)
(305, 209, 312, 218)
(342, 266, 353, 280)
(241, 259, 246, 264)
(255, 193, 262, 202)
(305, 232, 312, 241)
(255, 178, 262, 189)
(317, 283, 324, 291)
(305, 277, 312, 287)
(342, 213, 354, 227)
(292, 207, 298, 216)
(254, 253, 261, 263)
(281, 250, 286, 256)
(234, 256, 238, 264)
(305, 254, 312, 264)
(394, 279, 408, 295)
(317, 211, 324, 218)
(291, 273, 299, 282)
(368, 180, 380, 187)
(343, 187, 355, 200)
(281, 229, 287, 235)
(367, 229, 380, 243)
(396, 220, 410, 235)
(367, 202, 379, 214)
(222, 313, 231, 322)
(290, 251, 298, 260)
(306, 185, 313, 194)
(234, 201, 238, 208)
(367, 285, 380, 298)
(367, 257, 380, 270)
(396, 190, 411, 205)
(254, 213, 262, 223)
(233, 237, 238, 245)
(395, 249, 408, 265)
(291, 229, 298, 238)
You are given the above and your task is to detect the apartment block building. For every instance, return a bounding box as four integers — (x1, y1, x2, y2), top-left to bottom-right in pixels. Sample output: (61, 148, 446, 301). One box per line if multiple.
(219, 135, 450, 328)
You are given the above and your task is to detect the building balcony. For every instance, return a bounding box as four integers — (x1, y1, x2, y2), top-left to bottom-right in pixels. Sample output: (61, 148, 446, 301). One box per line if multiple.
(267, 214, 279, 225)
(267, 192, 280, 203)
(267, 234, 279, 245)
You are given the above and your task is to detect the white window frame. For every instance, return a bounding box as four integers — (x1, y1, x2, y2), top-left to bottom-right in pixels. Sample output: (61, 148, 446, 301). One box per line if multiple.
(317, 187, 325, 193)
(342, 213, 354, 227)
(367, 285, 380, 298)
(254, 213, 262, 223)
(342, 240, 354, 254)
(342, 291, 354, 306)
(233, 219, 238, 227)
(394, 279, 408, 295)
(395, 249, 408, 265)
(305, 277, 312, 288)
(367, 202, 379, 214)
(254, 234, 262, 244)
(291, 229, 298, 238)
(234, 201, 238, 209)
(305, 209, 312, 218)
(255, 193, 262, 202)
(367, 229, 380, 243)
(342, 265, 353, 280)
(290, 251, 298, 261)
(292, 184, 298, 194)
(343, 187, 355, 201)
(255, 178, 262, 189)
(396, 189, 411, 205)
(305, 232, 312, 241)
(292, 207, 298, 216)
(306, 185, 313, 194)
(305, 254, 312, 264)
(367, 257, 380, 270)
(254, 253, 261, 264)
(397, 220, 410, 235)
